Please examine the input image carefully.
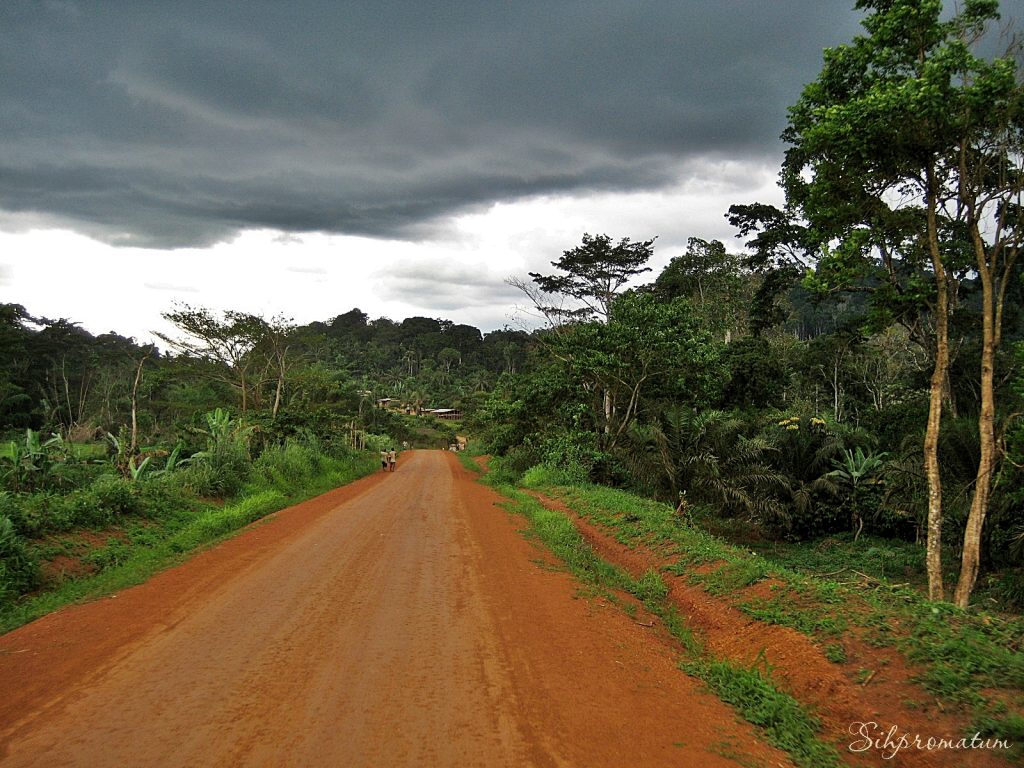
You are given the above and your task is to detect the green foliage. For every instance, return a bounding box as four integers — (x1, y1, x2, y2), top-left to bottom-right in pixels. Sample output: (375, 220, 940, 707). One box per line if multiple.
(181, 409, 253, 497)
(521, 430, 598, 487)
(167, 491, 287, 553)
(0, 513, 37, 604)
(828, 447, 888, 537)
(528, 232, 655, 322)
(545, 291, 724, 453)
(82, 538, 134, 572)
(250, 440, 325, 492)
(493, 486, 632, 592)
(696, 559, 771, 595)
(0, 429, 76, 492)
(684, 658, 840, 768)
(0, 445, 379, 630)
(720, 337, 788, 409)
(86, 474, 140, 517)
(739, 598, 847, 637)
(823, 643, 846, 664)
(617, 407, 782, 520)
(653, 237, 754, 340)
(550, 476, 1024, 741)
(756, 414, 846, 537)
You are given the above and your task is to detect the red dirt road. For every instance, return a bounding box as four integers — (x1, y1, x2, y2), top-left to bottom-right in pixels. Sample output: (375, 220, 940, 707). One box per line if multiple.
(0, 451, 791, 767)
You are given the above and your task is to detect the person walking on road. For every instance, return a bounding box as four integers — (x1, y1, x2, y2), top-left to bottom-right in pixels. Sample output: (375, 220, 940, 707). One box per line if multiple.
(380, 449, 388, 472)
(388, 448, 397, 472)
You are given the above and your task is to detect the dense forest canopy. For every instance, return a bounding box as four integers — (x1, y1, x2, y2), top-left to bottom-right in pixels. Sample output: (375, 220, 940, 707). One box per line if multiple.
(0, 302, 530, 439)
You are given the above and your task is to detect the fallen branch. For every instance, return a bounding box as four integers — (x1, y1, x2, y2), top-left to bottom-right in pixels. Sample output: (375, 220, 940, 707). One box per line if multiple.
(815, 567, 849, 578)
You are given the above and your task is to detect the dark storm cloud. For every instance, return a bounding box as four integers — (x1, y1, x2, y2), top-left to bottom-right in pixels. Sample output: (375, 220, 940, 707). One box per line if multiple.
(0, 1, 867, 248)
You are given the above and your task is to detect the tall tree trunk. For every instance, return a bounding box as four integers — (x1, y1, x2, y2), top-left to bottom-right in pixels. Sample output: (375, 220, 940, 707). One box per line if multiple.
(129, 354, 147, 455)
(954, 223, 1007, 608)
(954, 276, 995, 607)
(272, 359, 284, 420)
(923, 169, 949, 602)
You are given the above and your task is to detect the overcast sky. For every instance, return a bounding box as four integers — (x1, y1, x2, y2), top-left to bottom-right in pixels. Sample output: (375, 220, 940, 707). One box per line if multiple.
(0, 1, 879, 341)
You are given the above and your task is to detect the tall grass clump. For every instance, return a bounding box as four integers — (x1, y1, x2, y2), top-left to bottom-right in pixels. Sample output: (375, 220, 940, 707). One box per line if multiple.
(166, 490, 286, 553)
(251, 440, 323, 492)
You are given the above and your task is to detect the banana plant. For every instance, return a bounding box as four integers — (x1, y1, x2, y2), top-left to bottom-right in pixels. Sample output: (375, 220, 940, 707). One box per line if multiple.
(103, 429, 132, 477)
(128, 455, 152, 482)
(829, 447, 888, 540)
(150, 443, 185, 477)
(1, 429, 69, 491)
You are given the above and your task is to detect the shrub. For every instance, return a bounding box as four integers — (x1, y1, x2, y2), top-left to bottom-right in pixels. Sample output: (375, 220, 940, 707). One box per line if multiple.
(0, 514, 37, 604)
(522, 463, 580, 488)
(136, 474, 194, 519)
(361, 433, 396, 453)
(56, 492, 109, 529)
(537, 430, 596, 484)
(87, 474, 139, 516)
(251, 441, 320, 492)
(181, 461, 229, 498)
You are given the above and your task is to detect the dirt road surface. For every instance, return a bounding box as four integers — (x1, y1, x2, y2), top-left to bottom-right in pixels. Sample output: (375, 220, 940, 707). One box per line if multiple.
(0, 451, 791, 767)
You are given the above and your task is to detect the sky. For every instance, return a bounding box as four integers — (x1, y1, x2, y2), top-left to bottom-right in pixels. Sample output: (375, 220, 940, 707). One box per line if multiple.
(0, 0, 879, 343)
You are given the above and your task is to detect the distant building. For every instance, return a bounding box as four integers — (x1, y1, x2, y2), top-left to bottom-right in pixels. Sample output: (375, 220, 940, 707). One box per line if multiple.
(423, 408, 462, 421)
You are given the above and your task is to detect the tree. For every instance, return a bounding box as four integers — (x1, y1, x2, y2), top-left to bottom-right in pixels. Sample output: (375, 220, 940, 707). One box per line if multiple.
(726, 203, 817, 336)
(252, 315, 298, 420)
(513, 233, 656, 325)
(156, 305, 268, 413)
(437, 348, 461, 382)
(0, 304, 37, 428)
(654, 237, 753, 341)
(771, 0, 1023, 605)
(548, 291, 720, 452)
(512, 233, 658, 436)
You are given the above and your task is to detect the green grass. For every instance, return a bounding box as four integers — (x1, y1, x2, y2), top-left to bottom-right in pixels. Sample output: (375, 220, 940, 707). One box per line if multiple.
(0, 450, 379, 635)
(684, 658, 840, 768)
(454, 450, 483, 474)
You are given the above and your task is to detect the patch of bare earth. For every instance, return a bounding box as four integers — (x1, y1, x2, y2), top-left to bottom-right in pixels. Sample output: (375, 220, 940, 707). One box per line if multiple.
(33, 529, 131, 587)
(530, 492, 1013, 768)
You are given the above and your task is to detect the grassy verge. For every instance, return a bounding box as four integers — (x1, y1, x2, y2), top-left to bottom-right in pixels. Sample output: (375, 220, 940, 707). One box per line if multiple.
(0, 450, 378, 634)
(488, 480, 840, 768)
(534, 480, 1024, 754)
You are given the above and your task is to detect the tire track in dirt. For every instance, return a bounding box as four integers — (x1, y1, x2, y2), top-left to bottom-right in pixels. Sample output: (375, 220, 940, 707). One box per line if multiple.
(1, 451, 791, 767)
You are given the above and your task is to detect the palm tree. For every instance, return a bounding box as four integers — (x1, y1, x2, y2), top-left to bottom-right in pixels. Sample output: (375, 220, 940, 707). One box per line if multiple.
(618, 406, 782, 519)
(762, 415, 846, 535)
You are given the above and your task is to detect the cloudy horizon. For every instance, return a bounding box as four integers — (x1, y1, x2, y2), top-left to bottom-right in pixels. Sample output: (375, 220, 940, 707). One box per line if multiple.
(0, 0, 882, 341)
